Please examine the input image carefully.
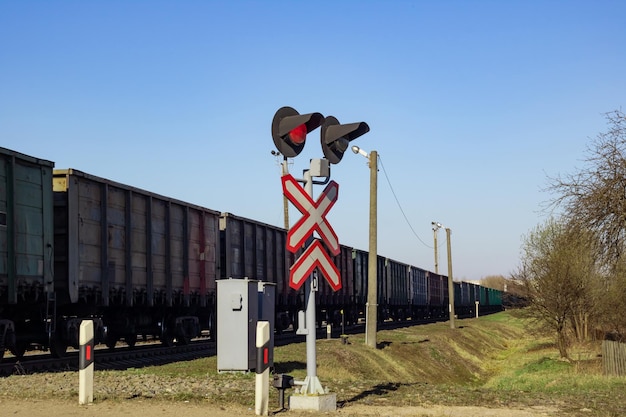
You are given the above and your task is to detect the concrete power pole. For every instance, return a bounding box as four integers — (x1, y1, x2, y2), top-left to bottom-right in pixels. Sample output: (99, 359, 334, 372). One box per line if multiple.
(446, 227, 455, 329)
(432, 222, 441, 274)
(365, 150, 378, 349)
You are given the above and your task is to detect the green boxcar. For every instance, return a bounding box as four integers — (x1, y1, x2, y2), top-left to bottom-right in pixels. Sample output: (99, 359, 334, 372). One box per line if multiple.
(0, 147, 55, 303)
(0, 147, 55, 359)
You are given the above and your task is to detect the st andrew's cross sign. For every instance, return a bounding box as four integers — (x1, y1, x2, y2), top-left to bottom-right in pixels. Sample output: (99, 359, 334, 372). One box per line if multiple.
(281, 174, 342, 291)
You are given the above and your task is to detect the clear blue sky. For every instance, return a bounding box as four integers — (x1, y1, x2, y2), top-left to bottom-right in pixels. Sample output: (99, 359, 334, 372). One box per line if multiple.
(2, 1, 625, 281)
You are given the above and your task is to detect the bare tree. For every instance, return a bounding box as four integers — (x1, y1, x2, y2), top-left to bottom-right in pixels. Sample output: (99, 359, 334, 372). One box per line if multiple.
(545, 109, 626, 333)
(547, 110, 626, 267)
(594, 259, 626, 337)
(480, 275, 506, 291)
(517, 219, 598, 358)
(483, 275, 527, 308)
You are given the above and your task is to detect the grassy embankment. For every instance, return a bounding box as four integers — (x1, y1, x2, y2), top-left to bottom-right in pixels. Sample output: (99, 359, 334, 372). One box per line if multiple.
(3, 311, 624, 416)
(136, 311, 626, 416)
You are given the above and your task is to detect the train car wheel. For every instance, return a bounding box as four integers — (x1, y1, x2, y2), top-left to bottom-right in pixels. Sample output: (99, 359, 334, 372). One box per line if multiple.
(160, 326, 175, 347)
(161, 333, 175, 347)
(49, 336, 67, 358)
(9, 342, 27, 359)
(177, 334, 191, 346)
(159, 318, 175, 347)
(208, 312, 216, 341)
(2, 327, 16, 360)
(105, 335, 118, 350)
(124, 333, 137, 348)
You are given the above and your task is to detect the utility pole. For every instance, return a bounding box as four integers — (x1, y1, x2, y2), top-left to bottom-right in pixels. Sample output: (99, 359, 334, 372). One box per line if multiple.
(366, 150, 378, 349)
(352, 146, 378, 348)
(431, 222, 441, 274)
(446, 227, 455, 329)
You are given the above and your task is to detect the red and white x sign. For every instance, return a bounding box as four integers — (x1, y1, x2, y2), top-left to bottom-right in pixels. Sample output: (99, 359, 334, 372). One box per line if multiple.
(281, 174, 340, 255)
(289, 240, 341, 291)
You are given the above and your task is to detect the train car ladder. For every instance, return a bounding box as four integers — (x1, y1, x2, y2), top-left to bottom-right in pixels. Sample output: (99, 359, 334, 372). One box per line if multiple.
(46, 292, 57, 338)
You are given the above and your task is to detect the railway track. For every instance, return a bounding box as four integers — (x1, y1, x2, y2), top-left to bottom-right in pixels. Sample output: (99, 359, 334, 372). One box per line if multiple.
(0, 313, 479, 377)
(0, 341, 215, 376)
(0, 323, 357, 376)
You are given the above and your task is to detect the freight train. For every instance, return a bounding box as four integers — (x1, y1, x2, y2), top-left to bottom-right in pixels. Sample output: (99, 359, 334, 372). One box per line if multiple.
(0, 147, 502, 361)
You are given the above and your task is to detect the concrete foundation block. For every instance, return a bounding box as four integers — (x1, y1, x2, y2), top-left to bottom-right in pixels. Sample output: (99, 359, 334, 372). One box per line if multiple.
(289, 393, 337, 412)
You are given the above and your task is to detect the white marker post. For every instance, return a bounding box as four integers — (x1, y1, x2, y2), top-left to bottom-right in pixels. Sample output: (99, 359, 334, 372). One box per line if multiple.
(255, 321, 270, 416)
(79, 320, 94, 405)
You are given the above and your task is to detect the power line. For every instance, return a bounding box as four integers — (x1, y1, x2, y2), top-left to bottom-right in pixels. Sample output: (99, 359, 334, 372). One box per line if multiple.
(377, 154, 433, 249)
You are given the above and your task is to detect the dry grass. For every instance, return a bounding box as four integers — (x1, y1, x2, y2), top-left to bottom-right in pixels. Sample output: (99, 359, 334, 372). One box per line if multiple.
(269, 312, 626, 416)
(1, 311, 625, 416)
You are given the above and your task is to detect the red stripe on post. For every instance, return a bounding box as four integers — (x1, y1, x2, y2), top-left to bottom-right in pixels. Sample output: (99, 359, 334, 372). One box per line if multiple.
(256, 341, 271, 373)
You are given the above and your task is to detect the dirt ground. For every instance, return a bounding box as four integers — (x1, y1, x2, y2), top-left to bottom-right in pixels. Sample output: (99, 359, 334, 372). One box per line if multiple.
(0, 398, 559, 417)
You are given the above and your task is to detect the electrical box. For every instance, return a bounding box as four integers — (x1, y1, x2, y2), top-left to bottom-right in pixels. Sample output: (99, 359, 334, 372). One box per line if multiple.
(217, 278, 258, 372)
(258, 281, 276, 368)
(309, 158, 330, 177)
(217, 278, 276, 372)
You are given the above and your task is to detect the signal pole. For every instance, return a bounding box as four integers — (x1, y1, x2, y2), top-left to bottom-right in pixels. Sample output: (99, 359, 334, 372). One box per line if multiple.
(282, 156, 289, 230)
(272, 106, 369, 411)
(301, 167, 324, 395)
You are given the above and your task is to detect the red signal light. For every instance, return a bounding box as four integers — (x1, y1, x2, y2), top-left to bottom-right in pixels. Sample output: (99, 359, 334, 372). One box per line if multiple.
(288, 124, 307, 145)
(272, 107, 323, 158)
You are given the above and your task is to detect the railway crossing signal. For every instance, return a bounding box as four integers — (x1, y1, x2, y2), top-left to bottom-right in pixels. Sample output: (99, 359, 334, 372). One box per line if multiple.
(290, 240, 341, 291)
(281, 173, 341, 290)
(321, 116, 370, 164)
(272, 106, 324, 158)
(281, 174, 340, 256)
(271, 106, 369, 404)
